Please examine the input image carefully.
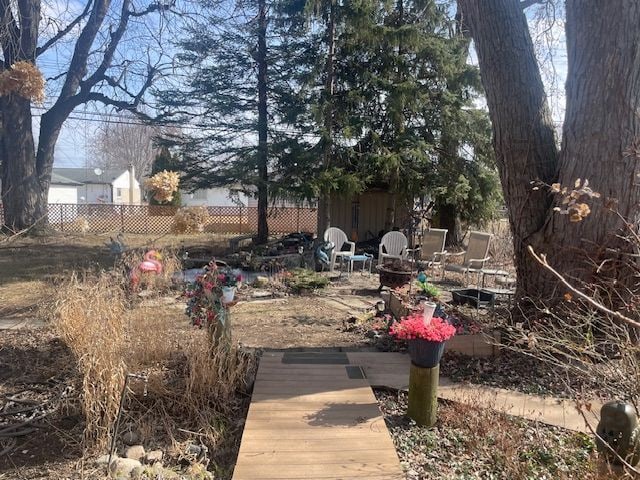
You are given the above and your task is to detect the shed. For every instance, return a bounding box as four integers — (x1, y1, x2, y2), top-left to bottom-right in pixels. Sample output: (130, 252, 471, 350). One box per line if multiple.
(330, 189, 410, 242)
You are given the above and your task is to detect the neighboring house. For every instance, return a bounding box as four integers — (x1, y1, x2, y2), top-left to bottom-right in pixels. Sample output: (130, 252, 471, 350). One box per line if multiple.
(181, 187, 250, 208)
(183, 187, 311, 209)
(52, 166, 141, 204)
(48, 172, 81, 204)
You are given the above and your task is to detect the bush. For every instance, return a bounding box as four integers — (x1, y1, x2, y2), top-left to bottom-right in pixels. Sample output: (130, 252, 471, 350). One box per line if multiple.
(51, 271, 257, 459)
(284, 268, 329, 293)
(172, 206, 210, 233)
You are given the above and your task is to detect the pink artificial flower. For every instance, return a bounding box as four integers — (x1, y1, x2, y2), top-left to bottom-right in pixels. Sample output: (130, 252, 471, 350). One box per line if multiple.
(217, 274, 226, 282)
(389, 314, 456, 343)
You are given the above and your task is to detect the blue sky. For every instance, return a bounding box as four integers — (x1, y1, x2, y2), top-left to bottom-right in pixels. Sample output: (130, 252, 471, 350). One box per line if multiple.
(42, 0, 568, 168)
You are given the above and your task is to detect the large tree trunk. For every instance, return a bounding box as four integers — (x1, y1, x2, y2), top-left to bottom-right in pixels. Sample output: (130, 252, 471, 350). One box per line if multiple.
(437, 203, 463, 247)
(456, 0, 640, 299)
(458, 0, 558, 298)
(256, 0, 269, 245)
(547, 0, 640, 283)
(0, 96, 48, 232)
(317, 0, 336, 236)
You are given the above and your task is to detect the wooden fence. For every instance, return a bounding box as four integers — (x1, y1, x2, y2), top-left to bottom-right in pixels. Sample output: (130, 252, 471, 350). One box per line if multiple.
(0, 203, 318, 235)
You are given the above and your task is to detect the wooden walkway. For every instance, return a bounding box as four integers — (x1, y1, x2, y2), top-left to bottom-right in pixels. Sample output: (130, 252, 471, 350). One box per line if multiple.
(234, 351, 601, 479)
(232, 351, 404, 480)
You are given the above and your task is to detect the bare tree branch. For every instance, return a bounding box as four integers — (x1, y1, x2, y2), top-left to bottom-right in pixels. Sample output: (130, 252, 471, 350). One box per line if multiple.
(0, 0, 20, 65)
(36, 0, 94, 57)
(528, 245, 640, 329)
(521, 0, 544, 9)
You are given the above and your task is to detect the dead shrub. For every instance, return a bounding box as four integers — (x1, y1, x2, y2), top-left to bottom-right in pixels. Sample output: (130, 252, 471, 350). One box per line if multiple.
(172, 206, 210, 234)
(51, 273, 127, 449)
(51, 269, 257, 468)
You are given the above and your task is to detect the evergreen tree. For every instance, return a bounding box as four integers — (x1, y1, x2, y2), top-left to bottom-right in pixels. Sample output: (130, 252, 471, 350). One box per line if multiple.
(155, 0, 309, 243)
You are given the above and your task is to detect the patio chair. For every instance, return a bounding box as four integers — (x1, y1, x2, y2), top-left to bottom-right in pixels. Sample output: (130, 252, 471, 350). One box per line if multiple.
(323, 227, 356, 272)
(420, 228, 448, 270)
(378, 231, 409, 264)
(443, 231, 492, 284)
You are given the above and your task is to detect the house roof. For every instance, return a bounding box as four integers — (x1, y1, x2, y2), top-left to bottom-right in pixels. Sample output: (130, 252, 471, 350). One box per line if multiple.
(51, 172, 82, 186)
(52, 168, 126, 185)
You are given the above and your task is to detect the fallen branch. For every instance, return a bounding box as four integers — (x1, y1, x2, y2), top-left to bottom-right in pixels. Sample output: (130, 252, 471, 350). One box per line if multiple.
(527, 245, 640, 330)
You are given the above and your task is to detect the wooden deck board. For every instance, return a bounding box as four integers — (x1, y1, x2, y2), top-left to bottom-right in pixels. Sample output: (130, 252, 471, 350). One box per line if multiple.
(232, 355, 404, 480)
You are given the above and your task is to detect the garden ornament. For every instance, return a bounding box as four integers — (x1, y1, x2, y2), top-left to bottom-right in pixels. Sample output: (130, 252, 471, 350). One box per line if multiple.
(315, 241, 334, 271)
(596, 401, 640, 466)
(130, 250, 163, 290)
(107, 233, 127, 259)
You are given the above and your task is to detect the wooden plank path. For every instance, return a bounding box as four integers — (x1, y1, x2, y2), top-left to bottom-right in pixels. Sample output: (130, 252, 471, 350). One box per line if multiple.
(347, 352, 601, 433)
(233, 351, 404, 480)
(234, 351, 601, 479)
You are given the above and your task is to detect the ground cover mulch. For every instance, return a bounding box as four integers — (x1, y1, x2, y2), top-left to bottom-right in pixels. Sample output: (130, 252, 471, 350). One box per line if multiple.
(375, 389, 607, 480)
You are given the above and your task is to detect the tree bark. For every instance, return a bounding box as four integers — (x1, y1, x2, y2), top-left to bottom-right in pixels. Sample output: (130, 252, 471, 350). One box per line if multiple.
(437, 203, 462, 247)
(317, 0, 336, 236)
(547, 0, 640, 281)
(458, 0, 640, 299)
(457, 0, 558, 298)
(256, 0, 270, 244)
(0, 96, 45, 231)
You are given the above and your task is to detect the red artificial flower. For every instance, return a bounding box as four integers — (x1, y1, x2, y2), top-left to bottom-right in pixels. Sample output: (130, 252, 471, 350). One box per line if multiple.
(389, 314, 456, 343)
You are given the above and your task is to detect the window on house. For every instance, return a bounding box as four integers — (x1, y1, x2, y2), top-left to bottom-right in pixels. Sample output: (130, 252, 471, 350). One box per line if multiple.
(116, 188, 123, 197)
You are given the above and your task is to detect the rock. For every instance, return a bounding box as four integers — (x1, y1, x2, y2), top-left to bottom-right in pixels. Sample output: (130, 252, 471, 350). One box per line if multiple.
(94, 454, 112, 466)
(122, 431, 140, 446)
(253, 276, 270, 287)
(145, 449, 164, 464)
(125, 445, 146, 461)
(109, 457, 142, 477)
(250, 289, 272, 298)
(130, 465, 145, 479)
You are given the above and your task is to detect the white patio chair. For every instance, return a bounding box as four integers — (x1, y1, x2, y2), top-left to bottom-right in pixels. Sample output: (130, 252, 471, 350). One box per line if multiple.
(323, 227, 356, 272)
(443, 231, 492, 284)
(420, 228, 448, 270)
(378, 231, 409, 264)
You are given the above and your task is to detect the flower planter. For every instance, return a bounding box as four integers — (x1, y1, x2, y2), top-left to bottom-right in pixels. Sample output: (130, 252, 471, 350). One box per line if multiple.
(408, 339, 446, 368)
(221, 286, 236, 304)
(388, 291, 501, 358)
(445, 329, 501, 357)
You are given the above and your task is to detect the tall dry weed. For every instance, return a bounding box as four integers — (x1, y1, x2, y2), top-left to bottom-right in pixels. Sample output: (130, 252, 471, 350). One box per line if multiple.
(51, 265, 256, 464)
(52, 273, 127, 449)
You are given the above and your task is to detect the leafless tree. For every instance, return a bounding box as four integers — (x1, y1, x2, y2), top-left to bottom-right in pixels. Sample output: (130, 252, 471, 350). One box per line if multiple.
(0, 0, 177, 232)
(89, 119, 160, 182)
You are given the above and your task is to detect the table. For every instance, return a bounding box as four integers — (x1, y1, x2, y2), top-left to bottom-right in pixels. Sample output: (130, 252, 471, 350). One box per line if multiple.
(479, 268, 511, 288)
(344, 254, 373, 276)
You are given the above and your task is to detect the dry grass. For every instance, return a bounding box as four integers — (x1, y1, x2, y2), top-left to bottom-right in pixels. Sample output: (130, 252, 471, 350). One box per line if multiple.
(48, 261, 257, 473)
(51, 273, 127, 449)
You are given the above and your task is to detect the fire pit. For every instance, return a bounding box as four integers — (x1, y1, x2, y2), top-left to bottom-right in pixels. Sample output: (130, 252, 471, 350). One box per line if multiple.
(377, 259, 413, 290)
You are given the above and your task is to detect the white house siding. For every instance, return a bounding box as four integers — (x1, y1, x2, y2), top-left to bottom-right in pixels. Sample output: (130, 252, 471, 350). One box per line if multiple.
(182, 188, 249, 207)
(78, 184, 112, 203)
(48, 185, 78, 204)
(112, 171, 141, 204)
